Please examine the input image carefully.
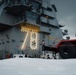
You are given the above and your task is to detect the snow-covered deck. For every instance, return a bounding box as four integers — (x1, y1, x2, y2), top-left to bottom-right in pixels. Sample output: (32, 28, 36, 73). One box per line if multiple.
(0, 58, 76, 75)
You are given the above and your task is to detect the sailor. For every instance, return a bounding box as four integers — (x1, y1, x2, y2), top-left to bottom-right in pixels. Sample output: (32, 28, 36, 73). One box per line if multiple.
(42, 40, 45, 57)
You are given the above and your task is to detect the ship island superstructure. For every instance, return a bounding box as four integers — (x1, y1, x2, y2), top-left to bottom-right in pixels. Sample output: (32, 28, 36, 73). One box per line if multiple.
(0, 0, 64, 58)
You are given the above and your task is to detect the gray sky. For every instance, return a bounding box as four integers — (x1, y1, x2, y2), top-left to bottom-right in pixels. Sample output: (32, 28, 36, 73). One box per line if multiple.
(51, 0, 76, 39)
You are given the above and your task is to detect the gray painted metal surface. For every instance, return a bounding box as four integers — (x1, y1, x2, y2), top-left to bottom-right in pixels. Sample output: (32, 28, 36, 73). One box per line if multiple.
(0, 0, 63, 58)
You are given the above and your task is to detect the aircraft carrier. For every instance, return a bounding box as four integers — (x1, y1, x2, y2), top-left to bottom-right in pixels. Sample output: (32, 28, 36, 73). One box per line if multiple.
(0, 0, 66, 59)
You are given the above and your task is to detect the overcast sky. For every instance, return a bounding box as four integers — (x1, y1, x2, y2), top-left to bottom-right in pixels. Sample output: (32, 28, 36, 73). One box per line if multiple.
(51, 0, 76, 39)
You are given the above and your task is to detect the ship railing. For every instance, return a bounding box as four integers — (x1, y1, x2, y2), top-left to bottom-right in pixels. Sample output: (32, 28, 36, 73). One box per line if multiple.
(4, 0, 31, 7)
